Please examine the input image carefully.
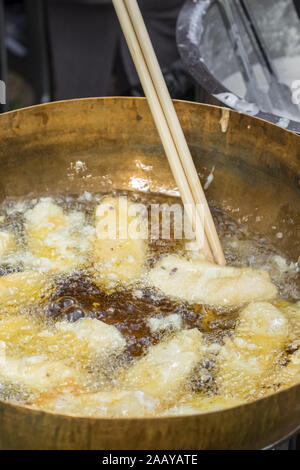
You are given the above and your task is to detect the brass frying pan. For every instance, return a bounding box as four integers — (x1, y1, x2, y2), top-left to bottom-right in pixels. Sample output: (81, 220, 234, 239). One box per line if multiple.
(0, 97, 299, 450)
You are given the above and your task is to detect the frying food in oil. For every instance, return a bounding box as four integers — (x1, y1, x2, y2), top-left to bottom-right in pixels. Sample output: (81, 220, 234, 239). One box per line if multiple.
(0, 192, 299, 418)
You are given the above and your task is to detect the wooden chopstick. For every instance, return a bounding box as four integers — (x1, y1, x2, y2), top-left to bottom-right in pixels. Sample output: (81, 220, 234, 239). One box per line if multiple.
(112, 0, 220, 263)
(123, 0, 226, 266)
(112, 0, 212, 261)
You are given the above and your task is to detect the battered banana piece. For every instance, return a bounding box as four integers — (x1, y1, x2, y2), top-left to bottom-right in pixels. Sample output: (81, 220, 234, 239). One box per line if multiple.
(147, 255, 277, 307)
(24, 198, 92, 272)
(34, 389, 158, 417)
(54, 318, 126, 361)
(279, 302, 300, 343)
(93, 196, 148, 288)
(0, 231, 16, 258)
(122, 329, 204, 401)
(0, 316, 126, 392)
(217, 302, 289, 398)
(0, 270, 51, 311)
(0, 341, 83, 392)
(25, 198, 65, 256)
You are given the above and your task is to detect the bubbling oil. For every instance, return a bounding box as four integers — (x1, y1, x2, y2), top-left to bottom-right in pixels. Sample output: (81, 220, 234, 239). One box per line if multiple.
(0, 190, 299, 415)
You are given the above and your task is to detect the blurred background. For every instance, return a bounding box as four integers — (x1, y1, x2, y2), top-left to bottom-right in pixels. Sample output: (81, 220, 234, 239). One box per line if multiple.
(0, 0, 300, 129)
(0, 0, 195, 112)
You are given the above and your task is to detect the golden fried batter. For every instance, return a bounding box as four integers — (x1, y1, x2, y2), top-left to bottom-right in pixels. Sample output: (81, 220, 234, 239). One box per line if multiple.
(217, 302, 289, 399)
(0, 270, 51, 312)
(122, 329, 204, 401)
(93, 196, 148, 288)
(147, 255, 277, 307)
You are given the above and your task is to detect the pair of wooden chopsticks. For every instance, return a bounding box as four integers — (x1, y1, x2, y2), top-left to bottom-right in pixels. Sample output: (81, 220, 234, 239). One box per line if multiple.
(112, 0, 225, 266)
